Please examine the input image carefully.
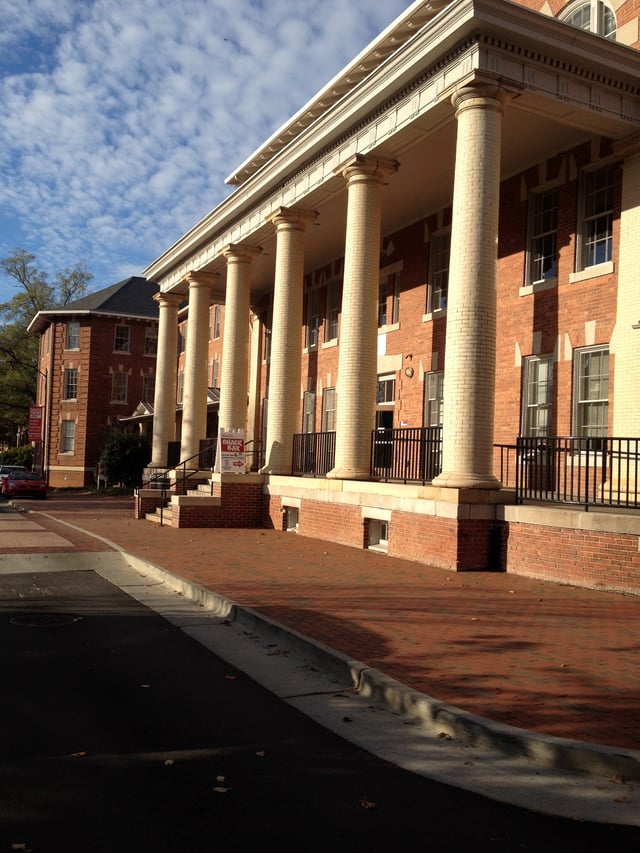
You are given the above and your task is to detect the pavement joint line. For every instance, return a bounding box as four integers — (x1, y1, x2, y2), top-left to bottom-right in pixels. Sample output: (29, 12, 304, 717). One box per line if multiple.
(24, 506, 640, 785)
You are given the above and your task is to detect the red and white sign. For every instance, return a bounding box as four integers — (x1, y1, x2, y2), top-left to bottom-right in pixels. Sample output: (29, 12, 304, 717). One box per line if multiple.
(217, 429, 245, 474)
(28, 406, 43, 442)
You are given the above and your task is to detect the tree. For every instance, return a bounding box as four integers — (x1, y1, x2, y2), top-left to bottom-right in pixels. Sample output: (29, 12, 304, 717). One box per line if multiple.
(100, 431, 151, 488)
(0, 249, 93, 446)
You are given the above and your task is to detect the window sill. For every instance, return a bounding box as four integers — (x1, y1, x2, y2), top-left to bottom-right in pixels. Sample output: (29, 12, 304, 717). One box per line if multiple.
(378, 322, 399, 334)
(520, 277, 557, 297)
(422, 308, 447, 322)
(321, 339, 338, 350)
(113, 350, 131, 356)
(569, 261, 614, 284)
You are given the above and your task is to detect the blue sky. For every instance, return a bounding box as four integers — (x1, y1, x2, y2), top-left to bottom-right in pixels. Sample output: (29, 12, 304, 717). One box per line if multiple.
(0, 0, 410, 303)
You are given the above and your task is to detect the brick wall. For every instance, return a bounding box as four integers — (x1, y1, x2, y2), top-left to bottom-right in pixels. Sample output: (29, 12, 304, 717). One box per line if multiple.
(505, 521, 640, 595)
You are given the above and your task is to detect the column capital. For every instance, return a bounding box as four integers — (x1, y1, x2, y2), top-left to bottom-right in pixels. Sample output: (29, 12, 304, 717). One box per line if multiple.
(451, 82, 512, 113)
(182, 270, 220, 289)
(335, 153, 399, 185)
(267, 206, 318, 231)
(222, 243, 262, 264)
(153, 290, 183, 307)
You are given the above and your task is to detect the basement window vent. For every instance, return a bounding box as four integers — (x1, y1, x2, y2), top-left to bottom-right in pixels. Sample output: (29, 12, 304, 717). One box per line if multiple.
(284, 506, 299, 533)
(367, 519, 389, 553)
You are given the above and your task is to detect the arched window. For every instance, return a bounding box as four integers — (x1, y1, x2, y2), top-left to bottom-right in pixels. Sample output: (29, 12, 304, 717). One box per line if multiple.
(561, 1, 616, 40)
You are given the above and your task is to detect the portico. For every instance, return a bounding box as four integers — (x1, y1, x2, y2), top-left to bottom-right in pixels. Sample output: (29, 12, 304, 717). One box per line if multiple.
(140, 0, 640, 580)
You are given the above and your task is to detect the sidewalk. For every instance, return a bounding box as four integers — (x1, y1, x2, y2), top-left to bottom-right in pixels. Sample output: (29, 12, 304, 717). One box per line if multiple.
(2, 492, 639, 757)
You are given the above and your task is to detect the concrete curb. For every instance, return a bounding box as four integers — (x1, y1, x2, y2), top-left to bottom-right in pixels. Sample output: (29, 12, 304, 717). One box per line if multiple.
(121, 549, 640, 784)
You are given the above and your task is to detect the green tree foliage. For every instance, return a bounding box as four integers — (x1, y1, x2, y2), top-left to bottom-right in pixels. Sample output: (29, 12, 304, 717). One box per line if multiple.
(0, 249, 93, 446)
(100, 431, 151, 488)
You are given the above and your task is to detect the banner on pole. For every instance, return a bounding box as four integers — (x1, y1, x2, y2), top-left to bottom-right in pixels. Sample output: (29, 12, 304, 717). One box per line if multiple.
(28, 406, 43, 442)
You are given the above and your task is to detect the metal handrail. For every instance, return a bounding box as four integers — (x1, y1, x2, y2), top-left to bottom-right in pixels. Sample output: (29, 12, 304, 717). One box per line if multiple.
(138, 439, 218, 526)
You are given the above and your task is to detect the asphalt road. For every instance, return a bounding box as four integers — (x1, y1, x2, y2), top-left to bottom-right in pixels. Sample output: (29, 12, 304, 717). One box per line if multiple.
(1, 568, 638, 853)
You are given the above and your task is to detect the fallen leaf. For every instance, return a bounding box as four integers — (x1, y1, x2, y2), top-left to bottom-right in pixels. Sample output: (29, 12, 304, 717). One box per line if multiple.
(216, 775, 225, 782)
(164, 759, 174, 766)
(213, 786, 231, 793)
(255, 750, 265, 757)
(68, 751, 87, 758)
(224, 675, 237, 680)
(358, 798, 378, 810)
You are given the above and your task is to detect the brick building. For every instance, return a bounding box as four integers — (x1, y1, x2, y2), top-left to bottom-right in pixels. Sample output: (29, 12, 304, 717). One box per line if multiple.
(137, 0, 640, 594)
(29, 277, 159, 488)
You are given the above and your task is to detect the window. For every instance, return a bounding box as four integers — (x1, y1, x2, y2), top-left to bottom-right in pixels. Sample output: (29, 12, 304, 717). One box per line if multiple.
(178, 323, 187, 353)
(423, 371, 444, 427)
(574, 346, 609, 437)
(302, 391, 316, 433)
(210, 356, 219, 388)
(305, 289, 319, 349)
(427, 232, 450, 312)
(528, 190, 558, 284)
(213, 305, 221, 340)
(177, 371, 184, 404)
(63, 368, 78, 400)
(325, 279, 341, 342)
(378, 271, 400, 328)
(377, 374, 396, 405)
(562, 2, 616, 39)
(321, 387, 336, 432)
(522, 356, 553, 437)
(61, 420, 75, 453)
(66, 321, 80, 350)
(263, 302, 272, 364)
(578, 165, 615, 270)
(367, 518, 389, 553)
(111, 372, 128, 403)
(114, 324, 130, 353)
(144, 325, 157, 355)
(142, 374, 155, 403)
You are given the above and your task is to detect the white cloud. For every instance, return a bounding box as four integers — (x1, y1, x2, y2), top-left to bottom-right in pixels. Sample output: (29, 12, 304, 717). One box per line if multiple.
(0, 0, 410, 296)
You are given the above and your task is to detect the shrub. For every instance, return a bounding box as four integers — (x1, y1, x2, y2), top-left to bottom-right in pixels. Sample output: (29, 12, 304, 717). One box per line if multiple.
(100, 431, 151, 488)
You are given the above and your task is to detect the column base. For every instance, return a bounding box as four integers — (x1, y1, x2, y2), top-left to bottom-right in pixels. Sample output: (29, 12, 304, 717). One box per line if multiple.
(432, 471, 501, 490)
(326, 466, 371, 481)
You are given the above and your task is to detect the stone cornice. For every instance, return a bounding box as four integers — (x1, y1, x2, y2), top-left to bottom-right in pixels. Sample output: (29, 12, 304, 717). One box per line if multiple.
(145, 0, 640, 289)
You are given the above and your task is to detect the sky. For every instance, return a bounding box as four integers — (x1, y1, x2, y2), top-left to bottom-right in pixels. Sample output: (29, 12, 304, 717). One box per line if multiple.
(0, 0, 411, 304)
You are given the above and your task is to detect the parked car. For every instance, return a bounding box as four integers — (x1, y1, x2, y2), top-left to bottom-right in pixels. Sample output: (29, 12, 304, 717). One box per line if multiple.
(0, 465, 28, 487)
(2, 470, 47, 499)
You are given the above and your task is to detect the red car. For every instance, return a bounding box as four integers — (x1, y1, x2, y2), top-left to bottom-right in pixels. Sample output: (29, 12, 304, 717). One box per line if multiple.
(2, 470, 47, 499)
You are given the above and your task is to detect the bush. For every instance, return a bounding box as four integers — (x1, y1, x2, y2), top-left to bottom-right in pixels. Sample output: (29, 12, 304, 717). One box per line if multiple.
(1, 445, 34, 469)
(100, 431, 151, 488)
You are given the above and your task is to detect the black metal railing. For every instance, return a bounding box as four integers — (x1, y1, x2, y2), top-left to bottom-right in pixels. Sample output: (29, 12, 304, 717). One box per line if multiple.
(371, 426, 442, 484)
(244, 439, 264, 472)
(516, 436, 640, 509)
(138, 439, 218, 526)
(292, 431, 336, 477)
(290, 430, 640, 511)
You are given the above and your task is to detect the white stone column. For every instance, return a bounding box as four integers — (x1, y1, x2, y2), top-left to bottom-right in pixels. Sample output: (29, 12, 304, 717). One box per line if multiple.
(180, 272, 218, 467)
(262, 206, 317, 474)
(219, 244, 261, 433)
(150, 291, 182, 468)
(328, 155, 398, 480)
(609, 135, 640, 498)
(432, 85, 508, 490)
(612, 135, 640, 438)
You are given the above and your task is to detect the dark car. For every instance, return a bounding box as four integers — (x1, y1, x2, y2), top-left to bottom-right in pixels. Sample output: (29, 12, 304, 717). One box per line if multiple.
(0, 464, 28, 486)
(2, 470, 47, 499)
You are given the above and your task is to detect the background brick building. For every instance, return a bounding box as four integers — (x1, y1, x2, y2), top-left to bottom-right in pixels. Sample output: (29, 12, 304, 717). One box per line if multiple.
(29, 277, 159, 488)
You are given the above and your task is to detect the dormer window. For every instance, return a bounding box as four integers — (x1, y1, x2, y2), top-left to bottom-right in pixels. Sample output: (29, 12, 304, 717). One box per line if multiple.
(561, 1, 616, 40)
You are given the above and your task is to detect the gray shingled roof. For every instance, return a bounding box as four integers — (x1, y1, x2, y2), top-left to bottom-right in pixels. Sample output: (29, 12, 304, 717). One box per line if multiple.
(62, 276, 159, 316)
(28, 276, 160, 334)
